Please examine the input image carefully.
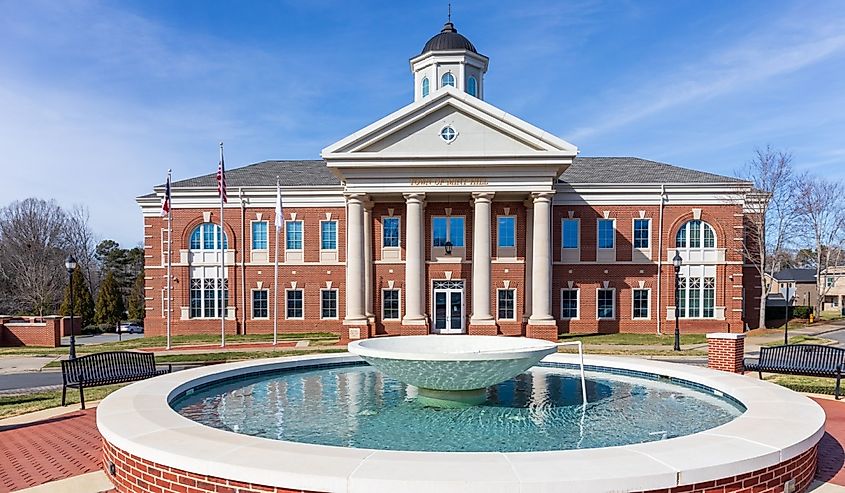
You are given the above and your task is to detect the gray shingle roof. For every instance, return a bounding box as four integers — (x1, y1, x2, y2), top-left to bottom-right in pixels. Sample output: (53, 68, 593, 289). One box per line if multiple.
(145, 156, 742, 197)
(170, 160, 340, 189)
(562, 157, 745, 184)
(773, 268, 817, 283)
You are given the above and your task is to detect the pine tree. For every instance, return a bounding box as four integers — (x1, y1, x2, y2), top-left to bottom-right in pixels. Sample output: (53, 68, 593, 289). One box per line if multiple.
(126, 272, 146, 321)
(60, 267, 95, 327)
(95, 271, 126, 329)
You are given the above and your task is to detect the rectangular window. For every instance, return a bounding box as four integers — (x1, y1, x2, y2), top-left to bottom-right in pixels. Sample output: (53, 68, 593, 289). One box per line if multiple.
(383, 289, 400, 320)
(598, 219, 615, 249)
(432, 216, 465, 247)
(286, 289, 303, 319)
(497, 216, 515, 248)
(203, 224, 215, 249)
(497, 289, 515, 320)
(688, 277, 701, 318)
(633, 289, 649, 319)
(827, 276, 836, 288)
(690, 223, 701, 248)
(286, 220, 303, 250)
(677, 277, 687, 318)
(192, 278, 227, 318)
(383, 217, 400, 247)
(321, 221, 337, 250)
(562, 219, 579, 249)
(597, 289, 615, 319)
(321, 289, 338, 319)
(252, 290, 268, 319)
(561, 289, 579, 319)
(703, 277, 715, 318)
(252, 221, 268, 250)
(450, 217, 465, 247)
(633, 219, 650, 249)
(190, 279, 202, 318)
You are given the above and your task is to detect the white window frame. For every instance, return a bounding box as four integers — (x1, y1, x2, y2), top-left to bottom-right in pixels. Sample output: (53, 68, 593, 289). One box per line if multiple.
(632, 218, 651, 250)
(562, 218, 580, 249)
(381, 288, 402, 321)
(285, 288, 304, 320)
(496, 288, 517, 321)
(285, 220, 304, 251)
(421, 76, 430, 97)
(596, 288, 616, 320)
(597, 218, 616, 250)
(496, 215, 516, 248)
(431, 216, 466, 253)
(320, 288, 339, 320)
(320, 220, 338, 251)
(251, 289, 269, 320)
(676, 268, 717, 319)
(632, 288, 651, 320)
(382, 216, 401, 248)
(251, 220, 269, 251)
(560, 288, 580, 320)
(467, 75, 478, 97)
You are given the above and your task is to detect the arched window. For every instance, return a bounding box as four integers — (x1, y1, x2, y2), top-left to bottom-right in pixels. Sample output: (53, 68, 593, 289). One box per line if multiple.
(421, 77, 430, 97)
(466, 76, 477, 97)
(441, 72, 455, 88)
(189, 223, 229, 250)
(675, 220, 718, 319)
(675, 220, 715, 249)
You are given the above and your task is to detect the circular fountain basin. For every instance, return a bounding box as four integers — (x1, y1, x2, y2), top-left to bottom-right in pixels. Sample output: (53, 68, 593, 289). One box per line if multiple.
(97, 353, 825, 493)
(348, 335, 558, 391)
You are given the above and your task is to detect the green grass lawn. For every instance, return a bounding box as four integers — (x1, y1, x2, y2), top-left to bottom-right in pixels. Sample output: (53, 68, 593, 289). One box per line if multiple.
(558, 333, 708, 346)
(764, 374, 839, 395)
(762, 335, 836, 347)
(42, 348, 348, 368)
(0, 384, 127, 420)
(0, 332, 340, 357)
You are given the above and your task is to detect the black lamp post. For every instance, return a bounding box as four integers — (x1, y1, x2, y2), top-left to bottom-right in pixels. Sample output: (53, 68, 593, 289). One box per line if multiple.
(444, 240, 453, 256)
(672, 250, 683, 352)
(65, 255, 78, 360)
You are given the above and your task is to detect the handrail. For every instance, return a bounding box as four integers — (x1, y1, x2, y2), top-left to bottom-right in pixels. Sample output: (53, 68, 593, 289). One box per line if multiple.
(557, 341, 587, 409)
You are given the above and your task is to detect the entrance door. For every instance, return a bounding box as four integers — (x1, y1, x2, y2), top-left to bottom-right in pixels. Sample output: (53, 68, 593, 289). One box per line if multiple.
(432, 280, 465, 334)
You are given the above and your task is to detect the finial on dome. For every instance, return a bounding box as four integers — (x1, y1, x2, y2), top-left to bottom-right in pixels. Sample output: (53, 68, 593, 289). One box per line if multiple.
(448, 2, 451, 23)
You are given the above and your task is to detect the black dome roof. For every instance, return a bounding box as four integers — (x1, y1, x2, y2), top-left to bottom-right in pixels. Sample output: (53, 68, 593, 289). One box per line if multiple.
(421, 22, 478, 54)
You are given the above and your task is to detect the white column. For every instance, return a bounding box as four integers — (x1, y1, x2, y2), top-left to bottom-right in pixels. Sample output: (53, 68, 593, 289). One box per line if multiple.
(471, 192, 495, 325)
(364, 201, 374, 319)
(344, 194, 367, 325)
(523, 198, 534, 321)
(403, 193, 427, 324)
(528, 192, 555, 325)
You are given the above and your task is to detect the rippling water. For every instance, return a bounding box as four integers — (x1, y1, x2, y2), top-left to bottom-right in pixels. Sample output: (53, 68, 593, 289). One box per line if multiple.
(172, 364, 743, 452)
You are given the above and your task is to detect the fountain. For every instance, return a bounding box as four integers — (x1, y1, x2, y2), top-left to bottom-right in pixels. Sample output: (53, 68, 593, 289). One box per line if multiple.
(348, 335, 569, 406)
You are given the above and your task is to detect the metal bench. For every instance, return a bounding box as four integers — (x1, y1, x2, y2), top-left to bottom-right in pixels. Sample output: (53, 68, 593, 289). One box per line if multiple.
(744, 344, 845, 399)
(61, 351, 171, 409)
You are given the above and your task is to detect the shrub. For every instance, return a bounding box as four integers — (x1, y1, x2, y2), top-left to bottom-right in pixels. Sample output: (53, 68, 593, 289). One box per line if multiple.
(792, 306, 813, 319)
(81, 325, 102, 335)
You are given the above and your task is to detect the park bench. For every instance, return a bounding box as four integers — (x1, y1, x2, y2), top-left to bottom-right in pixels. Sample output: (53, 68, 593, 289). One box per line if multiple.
(61, 351, 171, 409)
(744, 344, 845, 399)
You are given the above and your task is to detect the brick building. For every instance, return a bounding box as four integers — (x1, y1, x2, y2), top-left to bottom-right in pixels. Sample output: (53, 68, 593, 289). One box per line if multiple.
(138, 21, 761, 341)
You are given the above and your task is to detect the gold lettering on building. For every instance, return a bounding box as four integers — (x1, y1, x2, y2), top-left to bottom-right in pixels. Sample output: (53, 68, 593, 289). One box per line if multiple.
(409, 178, 490, 187)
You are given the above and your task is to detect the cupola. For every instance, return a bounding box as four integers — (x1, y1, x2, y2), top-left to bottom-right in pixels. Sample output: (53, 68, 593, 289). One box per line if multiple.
(410, 20, 489, 102)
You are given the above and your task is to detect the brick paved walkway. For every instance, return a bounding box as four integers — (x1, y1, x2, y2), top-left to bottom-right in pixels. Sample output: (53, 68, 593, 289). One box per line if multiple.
(0, 408, 102, 492)
(814, 397, 845, 486)
(0, 397, 844, 492)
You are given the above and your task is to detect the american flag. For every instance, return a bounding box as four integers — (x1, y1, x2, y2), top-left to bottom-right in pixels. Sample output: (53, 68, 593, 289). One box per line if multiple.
(217, 145, 227, 203)
(160, 171, 172, 217)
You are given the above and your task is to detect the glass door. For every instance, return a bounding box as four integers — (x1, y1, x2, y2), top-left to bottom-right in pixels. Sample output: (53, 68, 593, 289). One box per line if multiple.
(431, 280, 465, 334)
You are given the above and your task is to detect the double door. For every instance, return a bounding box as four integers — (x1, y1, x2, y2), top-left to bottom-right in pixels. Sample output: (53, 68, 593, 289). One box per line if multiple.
(432, 280, 465, 334)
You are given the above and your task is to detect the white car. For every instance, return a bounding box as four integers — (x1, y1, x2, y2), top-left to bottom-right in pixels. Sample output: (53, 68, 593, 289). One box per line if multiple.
(119, 323, 144, 334)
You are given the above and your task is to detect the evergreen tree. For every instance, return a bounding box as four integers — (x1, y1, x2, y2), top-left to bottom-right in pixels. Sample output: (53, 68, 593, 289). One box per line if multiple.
(126, 272, 146, 321)
(59, 267, 95, 327)
(95, 271, 126, 329)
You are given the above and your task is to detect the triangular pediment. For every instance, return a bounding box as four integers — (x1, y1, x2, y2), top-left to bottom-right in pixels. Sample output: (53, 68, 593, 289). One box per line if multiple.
(322, 86, 577, 163)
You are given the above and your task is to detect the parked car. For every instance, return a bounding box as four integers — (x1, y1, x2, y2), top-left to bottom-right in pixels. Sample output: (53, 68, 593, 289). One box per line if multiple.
(119, 323, 144, 334)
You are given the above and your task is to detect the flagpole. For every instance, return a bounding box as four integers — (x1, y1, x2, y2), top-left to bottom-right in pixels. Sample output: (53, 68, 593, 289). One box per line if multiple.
(273, 176, 280, 346)
(166, 169, 172, 351)
(219, 142, 226, 348)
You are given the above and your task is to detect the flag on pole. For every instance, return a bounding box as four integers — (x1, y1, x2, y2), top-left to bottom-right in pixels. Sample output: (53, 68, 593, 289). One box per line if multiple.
(275, 178, 283, 228)
(217, 150, 228, 203)
(160, 172, 172, 217)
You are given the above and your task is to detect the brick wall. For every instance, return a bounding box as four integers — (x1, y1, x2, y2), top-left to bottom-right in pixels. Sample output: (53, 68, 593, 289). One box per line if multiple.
(707, 333, 746, 373)
(142, 199, 761, 338)
(0, 317, 61, 347)
(103, 438, 817, 493)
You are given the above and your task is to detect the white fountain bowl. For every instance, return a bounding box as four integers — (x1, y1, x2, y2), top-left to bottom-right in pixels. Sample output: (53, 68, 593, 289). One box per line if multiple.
(347, 335, 558, 391)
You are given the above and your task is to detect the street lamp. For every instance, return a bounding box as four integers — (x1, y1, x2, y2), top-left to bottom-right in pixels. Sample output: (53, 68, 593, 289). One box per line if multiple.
(444, 240, 453, 256)
(65, 255, 78, 360)
(672, 250, 683, 352)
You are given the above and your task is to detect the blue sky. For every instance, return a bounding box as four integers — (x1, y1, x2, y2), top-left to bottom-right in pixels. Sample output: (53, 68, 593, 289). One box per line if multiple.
(2, 0, 844, 246)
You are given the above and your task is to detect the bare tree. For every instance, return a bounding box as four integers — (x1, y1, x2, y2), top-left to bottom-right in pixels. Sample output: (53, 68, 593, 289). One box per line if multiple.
(793, 174, 845, 314)
(65, 205, 100, 294)
(736, 146, 797, 329)
(0, 199, 69, 315)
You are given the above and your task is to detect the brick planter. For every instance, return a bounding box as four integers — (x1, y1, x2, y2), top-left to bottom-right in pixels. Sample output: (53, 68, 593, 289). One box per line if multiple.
(707, 332, 745, 373)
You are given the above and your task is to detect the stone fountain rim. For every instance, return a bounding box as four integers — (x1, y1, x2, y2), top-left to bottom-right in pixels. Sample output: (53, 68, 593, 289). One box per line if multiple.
(348, 334, 559, 361)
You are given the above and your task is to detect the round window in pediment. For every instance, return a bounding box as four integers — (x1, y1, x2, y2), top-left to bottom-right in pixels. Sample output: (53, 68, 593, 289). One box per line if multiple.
(440, 125, 457, 143)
